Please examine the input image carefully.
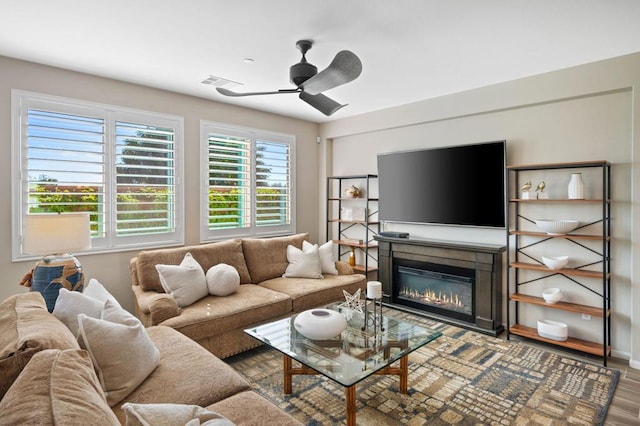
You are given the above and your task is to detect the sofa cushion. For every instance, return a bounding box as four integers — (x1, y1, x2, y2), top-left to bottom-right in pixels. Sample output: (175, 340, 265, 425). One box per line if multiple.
(242, 233, 308, 283)
(84, 278, 122, 307)
(156, 252, 208, 307)
(282, 244, 323, 279)
(260, 274, 366, 312)
(304, 240, 338, 275)
(206, 263, 240, 296)
(159, 285, 292, 340)
(0, 349, 119, 425)
(122, 403, 234, 426)
(208, 391, 302, 426)
(0, 292, 80, 400)
(135, 239, 252, 292)
(77, 300, 160, 406)
(111, 325, 251, 423)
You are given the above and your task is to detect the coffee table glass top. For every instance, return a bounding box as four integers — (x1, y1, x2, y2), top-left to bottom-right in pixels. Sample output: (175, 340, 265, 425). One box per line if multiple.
(244, 302, 442, 387)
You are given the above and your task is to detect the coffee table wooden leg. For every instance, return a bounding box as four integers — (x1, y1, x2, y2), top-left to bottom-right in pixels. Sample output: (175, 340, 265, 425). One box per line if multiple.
(399, 354, 408, 393)
(283, 355, 292, 394)
(345, 385, 356, 426)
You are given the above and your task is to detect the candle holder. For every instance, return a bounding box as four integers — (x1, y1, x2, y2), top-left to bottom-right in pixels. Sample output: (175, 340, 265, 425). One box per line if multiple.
(361, 296, 384, 335)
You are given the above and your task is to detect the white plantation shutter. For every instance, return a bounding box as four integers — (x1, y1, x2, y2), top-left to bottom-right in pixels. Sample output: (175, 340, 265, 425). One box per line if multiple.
(12, 91, 184, 259)
(201, 122, 295, 241)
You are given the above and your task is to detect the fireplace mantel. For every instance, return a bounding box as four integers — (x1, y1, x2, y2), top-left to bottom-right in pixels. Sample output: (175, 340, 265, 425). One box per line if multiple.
(376, 236, 506, 336)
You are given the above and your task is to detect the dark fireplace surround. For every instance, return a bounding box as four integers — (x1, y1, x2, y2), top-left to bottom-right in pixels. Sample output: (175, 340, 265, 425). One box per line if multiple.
(376, 236, 505, 336)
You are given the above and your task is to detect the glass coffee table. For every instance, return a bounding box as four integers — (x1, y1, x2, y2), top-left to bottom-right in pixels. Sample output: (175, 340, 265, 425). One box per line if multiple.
(244, 302, 441, 426)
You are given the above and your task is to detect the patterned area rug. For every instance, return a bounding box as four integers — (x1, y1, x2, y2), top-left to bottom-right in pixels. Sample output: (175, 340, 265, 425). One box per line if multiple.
(227, 310, 619, 425)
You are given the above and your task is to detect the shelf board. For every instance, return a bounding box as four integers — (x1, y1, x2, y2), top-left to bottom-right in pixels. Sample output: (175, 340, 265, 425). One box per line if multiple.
(352, 265, 378, 273)
(328, 197, 379, 201)
(509, 198, 607, 203)
(328, 219, 380, 225)
(334, 239, 378, 249)
(507, 160, 610, 171)
(509, 324, 610, 357)
(509, 293, 609, 317)
(510, 261, 609, 279)
(509, 230, 608, 241)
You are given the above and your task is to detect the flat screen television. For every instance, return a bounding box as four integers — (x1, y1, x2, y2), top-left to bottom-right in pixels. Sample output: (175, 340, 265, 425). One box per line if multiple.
(377, 140, 506, 228)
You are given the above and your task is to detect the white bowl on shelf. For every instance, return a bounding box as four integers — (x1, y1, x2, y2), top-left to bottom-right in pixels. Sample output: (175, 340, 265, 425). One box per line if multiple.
(537, 319, 568, 341)
(535, 219, 580, 235)
(541, 287, 563, 304)
(542, 255, 569, 270)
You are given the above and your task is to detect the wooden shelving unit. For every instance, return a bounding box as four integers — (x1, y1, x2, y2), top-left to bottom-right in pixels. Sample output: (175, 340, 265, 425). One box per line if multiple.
(506, 161, 611, 365)
(326, 175, 379, 278)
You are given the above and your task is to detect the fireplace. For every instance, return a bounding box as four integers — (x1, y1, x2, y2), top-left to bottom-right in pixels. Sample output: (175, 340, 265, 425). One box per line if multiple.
(376, 236, 505, 336)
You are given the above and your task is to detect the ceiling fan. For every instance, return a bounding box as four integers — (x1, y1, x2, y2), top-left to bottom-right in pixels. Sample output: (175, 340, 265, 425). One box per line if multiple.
(216, 40, 362, 116)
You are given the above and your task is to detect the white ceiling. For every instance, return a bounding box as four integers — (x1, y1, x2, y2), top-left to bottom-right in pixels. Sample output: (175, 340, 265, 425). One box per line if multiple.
(2, 0, 640, 123)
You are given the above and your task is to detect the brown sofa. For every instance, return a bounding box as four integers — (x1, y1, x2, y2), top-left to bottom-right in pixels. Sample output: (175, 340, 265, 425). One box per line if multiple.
(0, 292, 301, 425)
(130, 233, 367, 358)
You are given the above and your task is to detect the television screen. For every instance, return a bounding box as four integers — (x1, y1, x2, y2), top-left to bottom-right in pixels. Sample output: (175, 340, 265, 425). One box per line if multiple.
(377, 141, 506, 228)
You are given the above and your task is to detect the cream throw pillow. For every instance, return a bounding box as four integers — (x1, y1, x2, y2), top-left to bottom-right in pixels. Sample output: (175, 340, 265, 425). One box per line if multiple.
(53, 288, 105, 337)
(122, 403, 235, 426)
(83, 278, 121, 308)
(77, 300, 160, 406)
(282, 244, 323, 279)
(156, 252, 208, 307)
(303, 240, 338, 275)
(206, 263, 240, 296)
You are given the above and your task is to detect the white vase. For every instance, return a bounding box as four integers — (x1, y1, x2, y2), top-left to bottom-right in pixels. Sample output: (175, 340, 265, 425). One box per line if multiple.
(294, 309, 347, 340)
(568, 173, 584, 199)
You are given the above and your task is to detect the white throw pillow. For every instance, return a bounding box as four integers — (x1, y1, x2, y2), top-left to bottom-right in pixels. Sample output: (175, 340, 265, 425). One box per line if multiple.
(282, 244, 323, 279)
(83, 278, 121, 308)
(155, 252, 208, 307)
(206, 264, 240, 296)
(122, 403, 235, 426)
(53, 288, 105, 337)
(77, 300, 160, 407)
(303, 240, 338, 275)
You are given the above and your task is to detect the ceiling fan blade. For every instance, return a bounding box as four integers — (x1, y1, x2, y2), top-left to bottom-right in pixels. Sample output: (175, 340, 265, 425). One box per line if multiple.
(299, 91, 346, 116)
(216, 87, 299, 97)
(301, 50, 362, 95)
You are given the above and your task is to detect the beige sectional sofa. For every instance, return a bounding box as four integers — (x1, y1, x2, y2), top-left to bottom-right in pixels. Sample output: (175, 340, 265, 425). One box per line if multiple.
(0, 292, 302, 425)
(130, 233, 367, 358)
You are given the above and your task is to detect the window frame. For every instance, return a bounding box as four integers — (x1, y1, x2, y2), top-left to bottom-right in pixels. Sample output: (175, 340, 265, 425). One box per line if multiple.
(200, 121, 296, 242)
(11, 90, 185, 261)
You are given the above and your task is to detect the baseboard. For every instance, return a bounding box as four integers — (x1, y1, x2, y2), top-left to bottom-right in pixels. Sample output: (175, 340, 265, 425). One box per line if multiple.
(629, 358, 640, 370)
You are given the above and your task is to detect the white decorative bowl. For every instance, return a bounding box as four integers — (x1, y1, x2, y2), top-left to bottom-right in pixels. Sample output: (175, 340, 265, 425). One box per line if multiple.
(542, 256, 569, 270)
(542, 287, 563, 304)
(535, 219, 580, 235)
(294, 309, 347, 340)
(537, 319, 568, 341)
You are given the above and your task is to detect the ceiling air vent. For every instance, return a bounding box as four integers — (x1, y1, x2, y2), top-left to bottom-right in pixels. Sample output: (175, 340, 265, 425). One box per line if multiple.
(201, 75, 242, 89)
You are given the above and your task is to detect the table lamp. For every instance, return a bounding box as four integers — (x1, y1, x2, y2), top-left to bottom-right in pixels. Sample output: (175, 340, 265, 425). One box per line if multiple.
(22, 213, 91, 312)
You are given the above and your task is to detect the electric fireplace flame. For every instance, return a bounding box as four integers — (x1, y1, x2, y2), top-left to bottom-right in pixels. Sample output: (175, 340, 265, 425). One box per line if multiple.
(399, 287, 465, 309)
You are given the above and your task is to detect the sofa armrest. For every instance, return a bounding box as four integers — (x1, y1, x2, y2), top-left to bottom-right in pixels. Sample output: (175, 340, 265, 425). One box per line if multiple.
(335, 260, 354, 275)
(131, 285, 179, 326)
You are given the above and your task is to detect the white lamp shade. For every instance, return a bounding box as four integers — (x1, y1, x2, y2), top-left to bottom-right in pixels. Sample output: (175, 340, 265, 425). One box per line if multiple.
(23, 213, 92, 255)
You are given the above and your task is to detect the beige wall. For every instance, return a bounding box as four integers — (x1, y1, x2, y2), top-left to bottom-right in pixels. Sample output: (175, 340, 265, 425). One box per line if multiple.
(0, 56, 320, 313)
(320, 52, 640, 368)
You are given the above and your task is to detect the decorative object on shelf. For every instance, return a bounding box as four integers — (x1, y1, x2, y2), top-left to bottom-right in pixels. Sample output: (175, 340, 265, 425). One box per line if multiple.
(520, 181, 533, 199)
(294, 308, 347, 340)
(542, 287, 563, 304)
(537, 319, 568, 341)
(541, 255, 569, 271)
(20, 213, 92, 312)
(535, 181, 548, 199)
(362, 281, 384, 335)
(344, 185, 360, 198)
(338, 288, 364, 320)
(348, 247, 356, 266)
(568, 172, 585, 199)
(534, 219, 580, 235)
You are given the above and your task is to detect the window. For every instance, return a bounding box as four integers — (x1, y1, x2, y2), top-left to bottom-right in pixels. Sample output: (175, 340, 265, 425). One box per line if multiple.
(12, 91, 184, 259)
(201, 122, 295, 241)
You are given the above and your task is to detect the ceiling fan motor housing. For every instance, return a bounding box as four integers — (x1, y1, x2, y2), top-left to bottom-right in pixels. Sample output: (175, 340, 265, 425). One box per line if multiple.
(290, 61, 317, 87)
